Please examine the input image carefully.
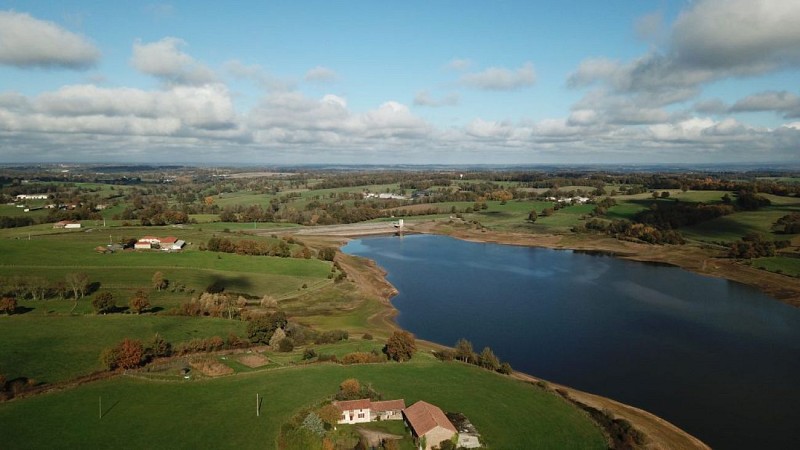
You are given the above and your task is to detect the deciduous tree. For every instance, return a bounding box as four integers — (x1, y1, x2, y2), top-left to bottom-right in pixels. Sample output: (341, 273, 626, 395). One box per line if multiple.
(65, 272, 90, 299)
(116, 338, 145, 369)
(129, 289, 150, 314)
(338, 378, 361, 400)
(383, 330, 416, 362)
(92, 292, 115, 314)
(317, 404, 342, 428)
(0, 297, 17, 315)
(479, 347, 500, 371)
(152, 271, 168, 291)
(455, 338, 476, 363)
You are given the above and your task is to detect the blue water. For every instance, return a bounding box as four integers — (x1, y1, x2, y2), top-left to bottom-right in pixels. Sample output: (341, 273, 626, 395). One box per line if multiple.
(343, 234, 800, 450)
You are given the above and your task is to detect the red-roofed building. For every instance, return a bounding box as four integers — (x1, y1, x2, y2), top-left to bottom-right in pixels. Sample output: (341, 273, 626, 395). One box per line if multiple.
(403, 401, 457, 450)
(333, 399, 372, 424)
(371, 399, 406, 421)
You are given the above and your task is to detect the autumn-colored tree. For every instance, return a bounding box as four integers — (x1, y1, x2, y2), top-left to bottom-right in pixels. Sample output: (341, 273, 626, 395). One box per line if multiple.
(383, 330, 416, 362)
(116, 338, 145, 369)
(317, 404, 342, 428)
(92, 292, 115, 314)
(101, 338, 145, 370)
(0, 296, 17, 315)
(129, 289, 150, 314)
(152, 271, 168, 291)
(338, 378, 361, 400)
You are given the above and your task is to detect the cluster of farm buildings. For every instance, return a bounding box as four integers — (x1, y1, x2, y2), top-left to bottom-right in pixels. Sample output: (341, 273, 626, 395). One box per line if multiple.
(133, 236, 185, 251)
(333, 398, 481, 449)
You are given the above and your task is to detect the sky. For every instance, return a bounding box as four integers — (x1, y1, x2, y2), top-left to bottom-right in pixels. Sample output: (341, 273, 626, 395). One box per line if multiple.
(0, 0, 798, 165)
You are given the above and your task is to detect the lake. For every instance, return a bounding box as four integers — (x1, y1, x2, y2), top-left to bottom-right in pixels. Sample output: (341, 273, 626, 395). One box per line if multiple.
(343, 234, 800, 450)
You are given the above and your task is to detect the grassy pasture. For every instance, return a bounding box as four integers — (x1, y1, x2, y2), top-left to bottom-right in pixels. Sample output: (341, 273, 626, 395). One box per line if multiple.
(752, 256, 800, 277)
(0, 359, 605, 449)
(682, 205, 800, 243)
(0, 315, 246, 383)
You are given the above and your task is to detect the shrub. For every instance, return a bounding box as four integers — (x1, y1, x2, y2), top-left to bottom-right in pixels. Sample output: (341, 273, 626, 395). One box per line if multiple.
(92, 292, 115, 314)
(0, 297, 17, 315)
(278, 337, 295, 352)
(362, 333, 373, 340)
(314, 329, 349, 344)
(317, 353, 338, 363)
(144, 333, 172, 359)
(318, 247, 337, 261)
(302, 348, 318, 360)
(342, 352, 385, 364)
(102, 338, 146, 370)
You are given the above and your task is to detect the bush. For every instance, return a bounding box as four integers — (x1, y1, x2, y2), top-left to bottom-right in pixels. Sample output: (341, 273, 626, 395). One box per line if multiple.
(318, 247, 337, 261)
(362, 333, 373, 340)
(314, 329, 349, 344)
(341, 352, 385, 364)
(278, 337, 295, 352)
(102, 338, 146, 370)
(92, 292, 115, 314)
(247, 311, 288, 344)
(302, 348, 318, 360)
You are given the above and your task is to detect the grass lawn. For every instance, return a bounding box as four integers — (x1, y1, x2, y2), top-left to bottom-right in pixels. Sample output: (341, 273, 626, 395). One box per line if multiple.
(0, 359, 605, 449)
(752, 256, 800, 277)
(681, 207, 800, 243)
(0, 315, 246, 383)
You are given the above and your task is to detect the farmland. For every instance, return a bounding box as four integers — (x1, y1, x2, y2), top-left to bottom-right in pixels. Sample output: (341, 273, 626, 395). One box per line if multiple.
(2, 165, 800, 449)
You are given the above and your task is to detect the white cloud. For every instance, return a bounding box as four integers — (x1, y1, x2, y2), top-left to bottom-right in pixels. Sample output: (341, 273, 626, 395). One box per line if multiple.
(670, 0, 800, 73)
(693, 99, 729, 115)
(460, 62, 536, 91)
(731, 91, 800, 118)
(131, 37, 215, 85)
(570, 0, 800, 95)
(304, 66, 337, 82)
(413, 91, 459, 107)
(248, 93, 430, 145)
(567, 109, 598, 126)
(225, 60, 294, 91)
(0, 83, 239, 140)
(0, 11, 100, 69)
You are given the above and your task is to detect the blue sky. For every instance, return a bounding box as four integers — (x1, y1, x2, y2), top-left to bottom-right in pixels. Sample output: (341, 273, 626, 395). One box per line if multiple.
(0, 0, 798, 165)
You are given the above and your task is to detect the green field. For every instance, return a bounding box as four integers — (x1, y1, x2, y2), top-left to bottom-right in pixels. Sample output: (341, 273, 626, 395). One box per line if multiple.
(752, 256, 800, 277)
(0, 358, 605, 449)
(0, 315, 246, 383)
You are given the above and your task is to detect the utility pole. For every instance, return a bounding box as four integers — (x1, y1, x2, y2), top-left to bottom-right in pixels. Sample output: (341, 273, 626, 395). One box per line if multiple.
(99, 396, 102, 419)
(256, 393, 260, 417)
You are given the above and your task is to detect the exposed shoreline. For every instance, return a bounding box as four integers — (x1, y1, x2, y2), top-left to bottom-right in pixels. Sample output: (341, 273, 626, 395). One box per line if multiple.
(300, 219, 800, 308)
